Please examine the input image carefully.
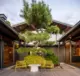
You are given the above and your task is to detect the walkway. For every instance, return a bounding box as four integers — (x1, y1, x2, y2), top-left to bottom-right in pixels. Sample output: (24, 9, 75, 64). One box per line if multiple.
(0, 63, 80, 76)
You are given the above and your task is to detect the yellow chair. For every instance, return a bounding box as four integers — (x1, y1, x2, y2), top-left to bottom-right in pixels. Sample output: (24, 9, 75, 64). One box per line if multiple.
(45, 60, 54, 69)
(15, 60, 27, 71)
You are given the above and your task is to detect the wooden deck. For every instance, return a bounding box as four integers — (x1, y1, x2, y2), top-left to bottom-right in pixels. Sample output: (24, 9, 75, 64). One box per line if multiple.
(0, 63, 80, 76)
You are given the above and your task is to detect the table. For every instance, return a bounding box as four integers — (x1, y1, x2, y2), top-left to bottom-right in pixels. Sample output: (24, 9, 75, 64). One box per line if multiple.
(28, 64, 41, 72)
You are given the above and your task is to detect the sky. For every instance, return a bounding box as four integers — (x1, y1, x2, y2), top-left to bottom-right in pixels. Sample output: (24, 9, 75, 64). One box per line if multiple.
(0, 0, 80, 26)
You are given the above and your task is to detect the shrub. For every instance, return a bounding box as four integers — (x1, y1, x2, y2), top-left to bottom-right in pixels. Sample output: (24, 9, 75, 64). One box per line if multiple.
(45, 53, 59, 64)
(44, 49, 59, 64)
(24, 55, 46, 68)
(17, 47, 47, 55)
(17, 47, 59, 65)
(16, 47, 30, 54)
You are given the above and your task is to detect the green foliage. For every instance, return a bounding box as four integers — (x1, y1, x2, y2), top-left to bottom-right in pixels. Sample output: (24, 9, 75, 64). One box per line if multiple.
(24, 55, 46, 67)
(35, 47, 47, 54)
(46, 25, 60, 34)
(17, 47, 28, 54)
(18, 0, 59, 66)
(45, 50, 59, 64)
(53, 25, 60, 33)
(17, 47, 47, 55)
(17, 47, 34, 54)
(19, 31, 50, 44)
(46, 25, 60, 43)
(45, 53, 58, 64)
(5, 20, 11, 26)
(17, 47, 59, 65)
(34, 32, 50, 41)
(20, 0, 52, 29)
(18, 33, 26, 41)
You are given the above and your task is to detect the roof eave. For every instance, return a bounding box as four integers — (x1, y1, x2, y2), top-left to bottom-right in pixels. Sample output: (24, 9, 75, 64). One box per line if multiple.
(0, 18, 18, 36)
(58, 20, 80, 42)
(52, 20, 73, 27)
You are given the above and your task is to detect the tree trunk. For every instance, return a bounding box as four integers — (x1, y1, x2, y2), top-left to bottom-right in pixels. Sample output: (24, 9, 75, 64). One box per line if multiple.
(55, 34, 57, 44)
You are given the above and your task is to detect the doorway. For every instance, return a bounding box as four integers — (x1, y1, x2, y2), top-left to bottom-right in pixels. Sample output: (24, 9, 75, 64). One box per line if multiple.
(3, 42, 13, 67)
(65, 42, 70, 64)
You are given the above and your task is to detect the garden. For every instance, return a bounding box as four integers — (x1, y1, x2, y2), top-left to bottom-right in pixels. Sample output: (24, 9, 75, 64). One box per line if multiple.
(15, 0, 60, 70)
(16, 47, 59, 69)
(15, 30, 59, 70)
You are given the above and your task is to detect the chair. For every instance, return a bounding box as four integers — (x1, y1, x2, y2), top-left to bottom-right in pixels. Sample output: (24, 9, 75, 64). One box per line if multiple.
(45, 60, 54, 69)
(15, 60, 27, 71)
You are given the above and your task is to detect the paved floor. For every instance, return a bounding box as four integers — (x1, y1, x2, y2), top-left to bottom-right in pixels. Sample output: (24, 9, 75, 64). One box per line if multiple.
(0, 63, 80, 76)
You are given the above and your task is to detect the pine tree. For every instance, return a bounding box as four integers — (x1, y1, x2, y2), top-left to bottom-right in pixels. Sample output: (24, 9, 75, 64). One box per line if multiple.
(20, 0, 52, 30)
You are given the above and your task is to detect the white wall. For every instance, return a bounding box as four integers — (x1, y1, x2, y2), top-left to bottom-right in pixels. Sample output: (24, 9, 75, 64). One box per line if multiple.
(48, 34, 63, 41)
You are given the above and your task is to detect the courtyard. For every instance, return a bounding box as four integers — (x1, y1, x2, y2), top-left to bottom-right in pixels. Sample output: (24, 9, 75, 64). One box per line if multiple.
(0, 63, 80, 76)
(0, 0, 80, 76)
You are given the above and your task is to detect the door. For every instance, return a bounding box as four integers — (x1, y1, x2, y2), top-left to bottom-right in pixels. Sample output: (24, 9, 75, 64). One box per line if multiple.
(65, 42, 70, 64)
(3, 42, 13, 67)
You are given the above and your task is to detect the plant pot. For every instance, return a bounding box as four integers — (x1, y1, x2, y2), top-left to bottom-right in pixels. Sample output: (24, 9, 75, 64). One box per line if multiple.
(54, 64, 59, 67)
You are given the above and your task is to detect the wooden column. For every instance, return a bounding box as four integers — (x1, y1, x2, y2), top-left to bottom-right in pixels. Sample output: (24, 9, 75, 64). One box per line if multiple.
(65, 40, 72, 64)
(13, 41, 15, 64)
(63, 41, 66, 62)
(58, 41, 60, 62)
(0, 40, 4, 69)
(69, 40, 72, 64)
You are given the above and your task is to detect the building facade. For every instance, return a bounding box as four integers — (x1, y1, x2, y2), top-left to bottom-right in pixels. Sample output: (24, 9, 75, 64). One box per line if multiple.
(0, 14, 19, 69)
(12, 20, 72, 62)
(58, 21, 80, 66)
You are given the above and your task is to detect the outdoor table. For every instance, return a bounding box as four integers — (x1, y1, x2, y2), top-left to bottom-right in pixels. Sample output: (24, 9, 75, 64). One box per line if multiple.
(28, 64, 41, 72)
